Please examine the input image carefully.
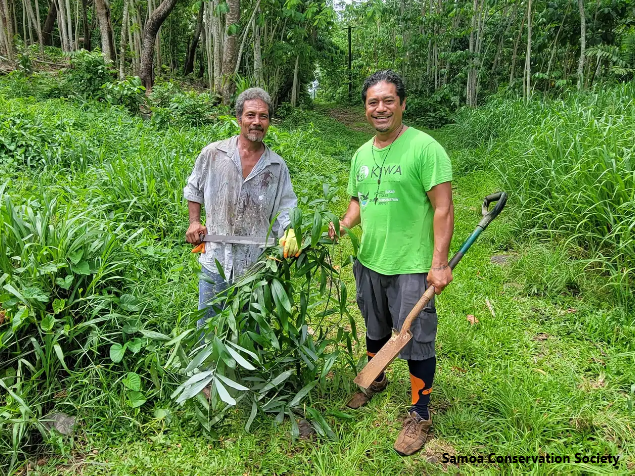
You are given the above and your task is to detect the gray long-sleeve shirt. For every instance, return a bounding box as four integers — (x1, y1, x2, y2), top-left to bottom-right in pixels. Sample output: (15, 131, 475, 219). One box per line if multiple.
(183, 135, 297, 279)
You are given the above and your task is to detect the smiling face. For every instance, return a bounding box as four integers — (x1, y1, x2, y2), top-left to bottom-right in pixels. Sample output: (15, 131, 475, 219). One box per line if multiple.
(364, 81, 406, 134)
(238, 99, 270, 143)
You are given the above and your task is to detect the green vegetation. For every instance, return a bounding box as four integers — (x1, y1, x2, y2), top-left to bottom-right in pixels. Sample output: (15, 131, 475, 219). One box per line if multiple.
(2, 0, 635, 472)
(1, 75, 634, 473)
(0, 73, 361, 473)
(3, 0, 635, 118)
(450, 83, 635, 309)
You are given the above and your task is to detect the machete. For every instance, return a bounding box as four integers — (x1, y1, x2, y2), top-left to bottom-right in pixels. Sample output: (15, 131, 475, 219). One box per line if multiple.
(201, 234, 277, 247)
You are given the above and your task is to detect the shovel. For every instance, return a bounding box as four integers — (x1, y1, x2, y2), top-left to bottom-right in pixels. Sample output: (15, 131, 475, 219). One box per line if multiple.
(353, 192, 508, 389)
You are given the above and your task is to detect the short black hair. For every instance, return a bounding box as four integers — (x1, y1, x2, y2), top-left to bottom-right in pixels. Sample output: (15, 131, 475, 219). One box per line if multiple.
(361, 70, 406, 105)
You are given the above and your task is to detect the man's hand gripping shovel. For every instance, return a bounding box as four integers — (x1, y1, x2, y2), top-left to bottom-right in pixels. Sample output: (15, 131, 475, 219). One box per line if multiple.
(353, 192, 508, 389)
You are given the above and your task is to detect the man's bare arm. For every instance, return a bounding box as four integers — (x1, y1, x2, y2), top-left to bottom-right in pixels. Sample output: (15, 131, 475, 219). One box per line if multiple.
(185, 201, 207, 244)
(329, 198, 361, 239)
(426, 182, 454, 293)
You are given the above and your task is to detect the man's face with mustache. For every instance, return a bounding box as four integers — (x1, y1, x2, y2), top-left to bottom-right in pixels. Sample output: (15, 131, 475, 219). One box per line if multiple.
(364, 81, 406, 133)
(238, 99, 270, 143)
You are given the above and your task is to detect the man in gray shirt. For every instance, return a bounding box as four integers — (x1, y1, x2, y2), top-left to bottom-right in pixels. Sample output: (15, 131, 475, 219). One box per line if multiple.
(183, 88, 298, 327)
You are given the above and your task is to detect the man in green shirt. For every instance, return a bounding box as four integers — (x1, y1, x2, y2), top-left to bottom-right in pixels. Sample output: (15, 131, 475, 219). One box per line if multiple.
(330, 70, 454, 456)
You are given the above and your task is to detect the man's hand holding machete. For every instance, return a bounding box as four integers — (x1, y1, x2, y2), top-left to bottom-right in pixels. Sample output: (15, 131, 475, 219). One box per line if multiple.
(183, 88, 298, 331)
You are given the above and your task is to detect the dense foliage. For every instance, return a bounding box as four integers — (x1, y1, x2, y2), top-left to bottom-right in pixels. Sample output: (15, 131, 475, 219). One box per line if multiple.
(2, 0, 635, 471)
(173, 207, 358, 437)
(0, 80, 353, 471)
(1, 70, 635, 471)
(450, 82, 635, 308)
(333, 0, 634, 122)
(3, 0, 635, 117)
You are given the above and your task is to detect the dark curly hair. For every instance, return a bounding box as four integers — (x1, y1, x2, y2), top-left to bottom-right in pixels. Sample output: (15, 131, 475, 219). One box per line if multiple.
(361, 70, 406, 105)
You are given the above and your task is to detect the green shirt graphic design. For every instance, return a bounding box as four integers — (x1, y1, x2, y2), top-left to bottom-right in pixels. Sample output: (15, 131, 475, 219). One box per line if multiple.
(346, 127, 453, 275)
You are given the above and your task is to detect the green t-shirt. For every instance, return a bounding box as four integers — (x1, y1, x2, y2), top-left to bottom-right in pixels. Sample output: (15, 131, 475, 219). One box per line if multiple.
(346, 127, 452, 275)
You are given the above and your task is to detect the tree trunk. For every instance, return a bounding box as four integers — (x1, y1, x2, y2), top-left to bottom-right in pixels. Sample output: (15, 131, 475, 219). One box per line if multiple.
(510, 5, 526, 86)
(81, 0, 90, 50)
(139, 0, 177, 92)
(234, 0, 260, 76)
(155, 32, 161, 74)
(202, 2, 212, 89)
(131, 4, 143, 73)
(73, 0, 80, 49)
(466, 0, 479, 107)
(119, 0, 129, 79)
(577, 0, 586, 90)
(204, 1, 213, 90)
(127, 5, 136, 71)
(56, 0, 69, 51)
(291, 54, 299, 107)
(221, 0, 240, 104)
(65, 0, 74, 48)
(35, 0, 43, 50)
(42, 1, 57, 46)
(24, 0, 43, 48)
(184, 0, 203, 75)
(94, 0, 115, 61)
(9, 0, 16, 42)
(523, 0, 532, 102)
(253, 13, 262, 87)
(21, 0, 30, 46)
(0, 0, 11, 60)
(212, 0, 223, 93)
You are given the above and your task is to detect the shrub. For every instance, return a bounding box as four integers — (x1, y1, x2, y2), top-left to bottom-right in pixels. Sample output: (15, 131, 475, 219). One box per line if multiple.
(64, 50, 116, 100)
(274, 102, 294, 120)
(404, 91, 456, 128)
(101, 76, 146, 112)
(0, 114, 58, 168)
(172, 204, 358, 438)
(0, 193, 135, 464)
(149, 82, 225, 127)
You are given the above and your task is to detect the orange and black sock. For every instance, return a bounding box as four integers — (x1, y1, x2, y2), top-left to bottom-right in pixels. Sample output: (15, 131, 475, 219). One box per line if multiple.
(366, 335, 391, 382)
(407, 357, 436, 420)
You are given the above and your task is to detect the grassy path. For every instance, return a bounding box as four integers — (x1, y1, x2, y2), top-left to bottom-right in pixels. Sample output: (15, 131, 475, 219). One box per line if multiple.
(44, 109, 634, 476)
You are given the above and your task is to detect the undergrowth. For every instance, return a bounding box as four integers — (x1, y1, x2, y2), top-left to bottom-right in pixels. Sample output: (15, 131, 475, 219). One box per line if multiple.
(449, 83, 635, 310)
(1, 76, 634, 474)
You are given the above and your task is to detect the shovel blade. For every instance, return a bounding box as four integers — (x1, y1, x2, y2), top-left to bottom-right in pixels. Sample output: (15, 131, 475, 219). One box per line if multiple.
(353, 331, 413, 389)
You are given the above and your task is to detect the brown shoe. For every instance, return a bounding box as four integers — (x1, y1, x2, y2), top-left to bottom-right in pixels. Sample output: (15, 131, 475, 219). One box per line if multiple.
(394, 411, 432, 456)
(346, 374, 388, 409)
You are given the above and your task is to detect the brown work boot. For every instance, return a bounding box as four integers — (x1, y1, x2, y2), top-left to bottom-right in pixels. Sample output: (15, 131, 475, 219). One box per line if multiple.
(394, 411, 432, 456)
(346, 374, 388, 409)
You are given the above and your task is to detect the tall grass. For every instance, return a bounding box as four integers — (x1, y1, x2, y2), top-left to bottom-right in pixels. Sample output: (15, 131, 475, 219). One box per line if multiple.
(450, 83, 635, 306)
(0, 86, 360, 471)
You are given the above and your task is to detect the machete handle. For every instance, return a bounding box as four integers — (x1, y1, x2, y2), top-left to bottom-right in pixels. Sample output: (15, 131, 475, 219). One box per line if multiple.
(191, 243, 205, 253)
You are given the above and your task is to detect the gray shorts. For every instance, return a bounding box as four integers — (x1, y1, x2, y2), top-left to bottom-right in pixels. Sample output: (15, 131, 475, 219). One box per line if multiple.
(352, 260, 437, 361)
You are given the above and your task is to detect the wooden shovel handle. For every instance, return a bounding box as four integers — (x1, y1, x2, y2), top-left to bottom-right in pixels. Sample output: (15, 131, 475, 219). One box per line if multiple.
(400, 285, 436, 334)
